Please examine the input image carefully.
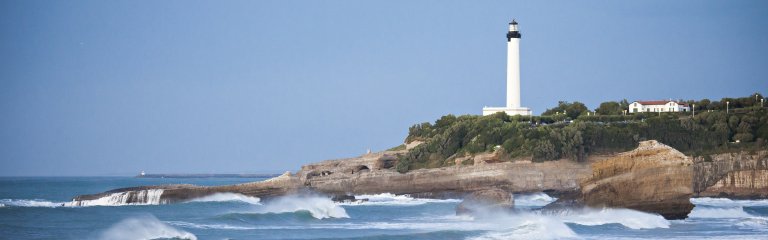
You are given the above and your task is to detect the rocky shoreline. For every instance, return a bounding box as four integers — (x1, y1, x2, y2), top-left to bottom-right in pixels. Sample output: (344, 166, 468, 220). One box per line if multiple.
(71, 140, 767, 220)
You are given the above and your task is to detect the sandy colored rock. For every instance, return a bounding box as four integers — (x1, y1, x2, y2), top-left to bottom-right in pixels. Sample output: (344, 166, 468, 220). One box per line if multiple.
(693, 151, 768, 199)
(579, 140, 694, 220)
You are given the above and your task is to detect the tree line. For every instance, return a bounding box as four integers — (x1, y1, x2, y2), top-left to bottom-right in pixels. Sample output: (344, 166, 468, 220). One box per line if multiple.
(396, 93, 767, 173)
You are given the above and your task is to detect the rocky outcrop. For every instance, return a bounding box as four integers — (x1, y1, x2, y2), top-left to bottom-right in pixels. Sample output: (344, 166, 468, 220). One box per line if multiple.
(578, 140, 694, 220)
(298, 151, 592, 197)
(455, 188, 513, 215)
(71, 172, 303, 205)
(693, 151, 768, 199)
(71, 139, 766, 220)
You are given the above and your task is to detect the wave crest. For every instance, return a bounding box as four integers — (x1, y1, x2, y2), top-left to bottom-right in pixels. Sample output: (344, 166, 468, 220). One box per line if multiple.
(259, 195, 349, 219)
(556, 208, 670, 229)
(689, 206, 755, 219)
(186, 193, 261, 205)
(691, 197, 768, 207)
(66, 189, 165, 207)
(97, 215, 197, 240)
(338, 193, 460, 206)
(0, 199, 63, 207)
(514, 192, 557, 207)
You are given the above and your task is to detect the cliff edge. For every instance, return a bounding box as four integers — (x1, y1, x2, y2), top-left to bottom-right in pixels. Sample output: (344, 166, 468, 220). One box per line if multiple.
(578, 140, 694, 219)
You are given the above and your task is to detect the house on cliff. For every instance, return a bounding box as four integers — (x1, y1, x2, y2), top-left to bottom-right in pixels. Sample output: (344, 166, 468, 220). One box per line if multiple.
(629, 100, 690, 113)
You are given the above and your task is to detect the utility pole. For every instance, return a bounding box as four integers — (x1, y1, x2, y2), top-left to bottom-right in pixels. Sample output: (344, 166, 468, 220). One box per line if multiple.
(692, 104, 695, 117)
(727, 101, 730, 114)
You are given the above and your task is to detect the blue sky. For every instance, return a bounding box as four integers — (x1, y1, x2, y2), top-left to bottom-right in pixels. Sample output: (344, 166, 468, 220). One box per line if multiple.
(1, 0, 766, 176)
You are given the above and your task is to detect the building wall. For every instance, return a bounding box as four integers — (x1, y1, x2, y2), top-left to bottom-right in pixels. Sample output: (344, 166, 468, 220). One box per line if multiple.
(630, 101, 690, 113)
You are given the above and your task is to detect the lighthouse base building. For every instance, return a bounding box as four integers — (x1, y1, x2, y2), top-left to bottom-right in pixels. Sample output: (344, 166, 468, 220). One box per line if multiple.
(483, 19, 531, 116)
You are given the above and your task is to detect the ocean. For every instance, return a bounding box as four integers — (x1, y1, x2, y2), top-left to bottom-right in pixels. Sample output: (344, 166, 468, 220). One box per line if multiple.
(1, 177, 767, 240)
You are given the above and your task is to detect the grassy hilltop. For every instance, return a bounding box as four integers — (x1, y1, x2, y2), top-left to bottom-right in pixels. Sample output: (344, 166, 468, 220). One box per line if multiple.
(396, 93, 768, 173)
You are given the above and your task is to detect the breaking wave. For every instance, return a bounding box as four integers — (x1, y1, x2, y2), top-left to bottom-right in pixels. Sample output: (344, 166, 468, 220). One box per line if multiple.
(167, 221, 257, 230)
(186, 193, 261, 205)
(468, 215, 578, 240)
(735, 217, 768, 230)
(96, 215, 197, 240)
(66, 189, 165, 207)
(691, 197, 768, 207)
(338, 193, 460, 206)
(556, 208, 670, 229)
(0, 199, 64, 207)
(689, 206, 755, 219)
(258, 195, 349, 219)
(514, 192, 558, 207)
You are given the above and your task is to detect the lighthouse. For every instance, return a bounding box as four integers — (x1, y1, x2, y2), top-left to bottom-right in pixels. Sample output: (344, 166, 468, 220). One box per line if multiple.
(482, 19, 532, 116)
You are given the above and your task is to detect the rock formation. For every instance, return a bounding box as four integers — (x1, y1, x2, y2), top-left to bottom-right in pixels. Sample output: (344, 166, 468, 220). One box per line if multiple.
(70, 139, 767, 220)
(693, 151, 768, 199)
(297, 151, 591, 198)
(577, 140, 694, 220)
(71, 171, 302, 205)
(455, 188, 514, 216)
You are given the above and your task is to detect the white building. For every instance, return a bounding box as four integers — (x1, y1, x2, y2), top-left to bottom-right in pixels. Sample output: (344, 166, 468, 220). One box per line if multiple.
(629, 100, 690, 113)
(483, 19, 532, 116)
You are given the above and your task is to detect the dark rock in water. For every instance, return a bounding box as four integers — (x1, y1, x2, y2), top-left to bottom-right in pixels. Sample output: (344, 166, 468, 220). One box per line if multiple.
(331, 195, 356, 202)
(456, 188, 513, 216)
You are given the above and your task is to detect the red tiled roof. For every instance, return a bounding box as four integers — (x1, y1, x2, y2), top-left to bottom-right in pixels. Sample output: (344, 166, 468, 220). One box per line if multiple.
(634, 100, 689, 107)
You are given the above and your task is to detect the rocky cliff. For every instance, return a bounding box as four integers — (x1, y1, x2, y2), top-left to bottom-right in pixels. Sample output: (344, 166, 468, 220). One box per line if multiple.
(71, 171, 302, 205)
(693, 150, 768, 199)
(70, 140, 767, 220)
(297, 151, 591, 197)
(578, 140, 694, 219)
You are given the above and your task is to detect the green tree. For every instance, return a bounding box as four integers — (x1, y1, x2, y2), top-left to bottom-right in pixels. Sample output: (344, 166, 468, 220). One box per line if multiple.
(595, 101, 623, 115)
(543, 101, 588, 119)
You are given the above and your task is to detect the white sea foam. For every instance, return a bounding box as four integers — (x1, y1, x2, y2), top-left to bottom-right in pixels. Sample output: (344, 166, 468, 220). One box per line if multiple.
(468, 215, 579, 240)
(557, 208, 670, 229)
(97, 215, 197, 240)
(186, 192, 261, 205)
(0, 199, 64, 207)
(66, 189, 165, 207)
(167, 221, 257, 230)
(515, 192, 558, 207)
(691, 197, 768, 207)
(258, 195, 349, 219)
(735, 217, 768, 231)
(338, 193, 460, 206)
(688, 206, 755, 219)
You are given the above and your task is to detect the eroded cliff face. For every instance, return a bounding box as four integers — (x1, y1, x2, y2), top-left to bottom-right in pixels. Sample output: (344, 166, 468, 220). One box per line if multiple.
(694, 151, 768, 199)
(297, 151, 592, 197)
(579, 140, 694, 220)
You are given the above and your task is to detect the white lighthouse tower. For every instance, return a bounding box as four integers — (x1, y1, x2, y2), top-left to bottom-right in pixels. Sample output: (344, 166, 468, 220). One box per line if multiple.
(483, 19, 531, 116)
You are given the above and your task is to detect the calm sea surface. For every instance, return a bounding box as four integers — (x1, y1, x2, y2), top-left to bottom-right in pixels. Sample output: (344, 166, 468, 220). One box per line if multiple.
(1, 177, 767, 240)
